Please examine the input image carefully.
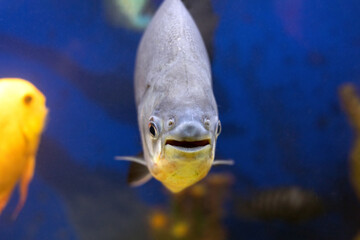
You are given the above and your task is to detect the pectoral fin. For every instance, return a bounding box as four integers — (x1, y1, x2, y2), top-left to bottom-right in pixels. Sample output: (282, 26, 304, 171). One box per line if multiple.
(127, 162, 152, 187)
(12, 156, 35, 219)
(114, 154, 152, 187)
(212, 159, 234, 166)
(114, 155, 147, 166)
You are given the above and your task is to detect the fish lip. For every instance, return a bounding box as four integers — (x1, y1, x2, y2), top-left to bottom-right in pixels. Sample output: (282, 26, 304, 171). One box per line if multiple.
(164, 138, 211, 152)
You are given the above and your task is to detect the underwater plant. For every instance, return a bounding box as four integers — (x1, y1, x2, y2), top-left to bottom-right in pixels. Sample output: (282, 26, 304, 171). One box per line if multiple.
(148, 173, 234, 240)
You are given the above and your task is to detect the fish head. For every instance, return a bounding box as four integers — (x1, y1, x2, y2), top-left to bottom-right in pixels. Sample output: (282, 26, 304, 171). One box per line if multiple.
(0, 78, 48, 139)
(141, 100, 221, 193)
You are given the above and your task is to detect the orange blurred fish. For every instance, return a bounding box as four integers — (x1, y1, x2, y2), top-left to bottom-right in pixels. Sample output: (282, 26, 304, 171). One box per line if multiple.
(0, 78, 48, 218)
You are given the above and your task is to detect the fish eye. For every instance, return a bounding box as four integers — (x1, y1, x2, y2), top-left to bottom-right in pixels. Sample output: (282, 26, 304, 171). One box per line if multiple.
(216, 120, 222, 136)
(23, 94, 33, 105)
(149, 121, 158, 138)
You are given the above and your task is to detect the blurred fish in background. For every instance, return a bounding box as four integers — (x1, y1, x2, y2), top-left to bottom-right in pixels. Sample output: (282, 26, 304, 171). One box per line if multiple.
(236, 186, 325, 223)
(0, 78, 48, 218)
(103, 0, 155, 30)
(339, 83, 360, 239)
(103, 0, 218, 59)
(148, 173, 234, 240)
(339, 83, 360, 200)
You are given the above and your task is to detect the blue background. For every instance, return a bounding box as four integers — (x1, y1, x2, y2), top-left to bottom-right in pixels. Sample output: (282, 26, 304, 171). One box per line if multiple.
(0, 0, 359, 239)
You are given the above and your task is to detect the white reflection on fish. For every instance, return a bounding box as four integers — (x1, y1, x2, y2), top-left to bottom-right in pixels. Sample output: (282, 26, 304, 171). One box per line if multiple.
(116, 0, 232, 193)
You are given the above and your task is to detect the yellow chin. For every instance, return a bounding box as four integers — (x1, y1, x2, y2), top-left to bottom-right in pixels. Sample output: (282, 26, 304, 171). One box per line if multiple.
(150, 144, 214, 193)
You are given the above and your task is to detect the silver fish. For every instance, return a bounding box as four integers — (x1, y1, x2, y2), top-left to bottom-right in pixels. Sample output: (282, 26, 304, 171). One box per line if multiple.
(116, 0, 232, 193)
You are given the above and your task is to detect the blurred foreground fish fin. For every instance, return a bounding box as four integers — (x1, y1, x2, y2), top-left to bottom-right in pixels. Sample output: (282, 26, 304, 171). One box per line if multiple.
(127, 162, 152, 187)
(212, 159, 234, 166)
(114, 155, 147, 166)
(12, 156, 35, 219)
(0, 189, 12, 216)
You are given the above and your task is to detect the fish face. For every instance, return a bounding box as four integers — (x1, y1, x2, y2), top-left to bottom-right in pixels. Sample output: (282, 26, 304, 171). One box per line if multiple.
(0, 78, 48, 143)
(143, 106, 221, 193)
(20, 86, 48, 137)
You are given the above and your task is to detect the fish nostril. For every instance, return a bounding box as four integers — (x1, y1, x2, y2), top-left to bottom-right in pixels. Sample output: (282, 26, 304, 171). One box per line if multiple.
(167, 117, 175, 129)
(203, 117, 210, 129)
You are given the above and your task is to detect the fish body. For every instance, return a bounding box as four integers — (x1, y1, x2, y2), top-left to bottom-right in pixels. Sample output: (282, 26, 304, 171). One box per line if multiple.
(0, 78, 48, 217)
(118, 0, 223, 193)
(181, 0, 218, 59)
(237, 187, 325, 223)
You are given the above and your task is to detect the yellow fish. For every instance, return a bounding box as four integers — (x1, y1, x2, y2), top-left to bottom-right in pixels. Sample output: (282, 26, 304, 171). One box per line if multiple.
(0, 78, 48, 218)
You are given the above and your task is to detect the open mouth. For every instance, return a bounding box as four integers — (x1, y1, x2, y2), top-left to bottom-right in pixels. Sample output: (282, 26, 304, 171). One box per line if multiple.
(165, 139, 210, 152)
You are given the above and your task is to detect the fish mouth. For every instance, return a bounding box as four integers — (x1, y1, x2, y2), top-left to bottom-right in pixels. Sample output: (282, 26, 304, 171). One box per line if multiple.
(165, 139, 211, 152)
